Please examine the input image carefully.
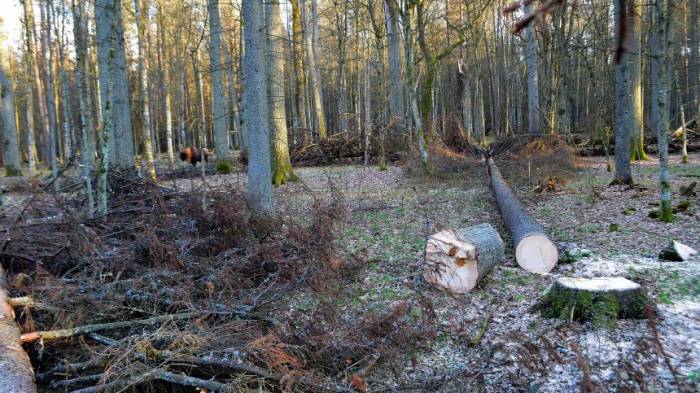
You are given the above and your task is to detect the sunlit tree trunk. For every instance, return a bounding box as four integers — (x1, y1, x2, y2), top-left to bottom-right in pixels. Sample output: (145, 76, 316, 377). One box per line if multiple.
(628, 1, 647, 161)
(290, 0, 310, 143)
(156, 3, 174, 165)
(0, 70, 21, 175)
(651, 0, 673, 221)
(384, 0, 404, 121)
(40, 0, 58, 187)
(266, 0, 298, 186)
(691, 0, 699, 121)
(207, 0, 228, 162)
(133, 0, 156, 180)
(302, 0, 327, 140)
(367, 0, 386, 169)
(72, 0, 94, 217)
(242, 0, 274, 215)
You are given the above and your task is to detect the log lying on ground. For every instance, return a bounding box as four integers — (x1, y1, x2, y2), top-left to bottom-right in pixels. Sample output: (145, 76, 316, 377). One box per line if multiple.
(486, 157, 558, 273)
(0, 266, 37, 392)
(424, 224, 504, 293)
(535, 277, 650, 327)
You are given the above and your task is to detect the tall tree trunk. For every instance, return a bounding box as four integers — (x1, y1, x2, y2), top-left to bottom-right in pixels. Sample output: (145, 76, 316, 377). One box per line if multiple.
(385, 0, 404, 121)
(242, 0, 274, 216)
(21, 0, 52, 163)
(364, 59, 372, 166)
(40, 0, 58, 187)
(266, 0, 297, 186)
(613, 0, 634, 185)
(96, 41, 113, 217)
(192, 50, 207, 148)
(651, 0, 673, 221)
(0, 70, 21, 174)
(335, 1, 349, 134)
(302, 0, 327, 140)
(207, 0, 228, 162)
(690, 0, 699, 121)
(133, 0, 156, 180)
(524, 2, 541, 134)
(109, 0, 134, 167)
(628, 1, 648, 161)
(56, 4, 73, 163)
(156, 3, 174, 165)
(73, 0, 94, 218)
(224, 41, 241, 149)
(367, 0, 386, 169)
(459, 61, 473, 143)
(290, 0, 310, 144)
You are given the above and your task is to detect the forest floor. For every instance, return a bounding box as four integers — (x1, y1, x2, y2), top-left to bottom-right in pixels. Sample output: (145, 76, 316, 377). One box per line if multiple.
(163, 151, 700, 392)
(4, 149, 700, 392)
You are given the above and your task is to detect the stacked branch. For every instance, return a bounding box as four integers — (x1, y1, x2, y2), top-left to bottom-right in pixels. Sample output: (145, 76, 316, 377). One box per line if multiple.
(486, 157, 558, 273)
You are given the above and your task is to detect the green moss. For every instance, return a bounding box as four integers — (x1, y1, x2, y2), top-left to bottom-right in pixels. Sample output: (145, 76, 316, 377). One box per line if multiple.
(215, 160, 234, 174)
(5, 166, 22, 177)
(535, 284, 650, 330)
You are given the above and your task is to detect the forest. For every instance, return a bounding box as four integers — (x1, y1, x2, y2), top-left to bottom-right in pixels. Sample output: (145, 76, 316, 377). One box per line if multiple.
(0, 0, 698, 392)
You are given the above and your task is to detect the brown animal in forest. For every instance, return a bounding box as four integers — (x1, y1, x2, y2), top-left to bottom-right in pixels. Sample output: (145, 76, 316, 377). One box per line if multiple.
(179, 147, 212, 167)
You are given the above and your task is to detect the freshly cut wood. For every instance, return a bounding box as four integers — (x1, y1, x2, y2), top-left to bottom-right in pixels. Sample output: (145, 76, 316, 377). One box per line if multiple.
(535, 277, 650, 326)
(486, 158, 558, 273)
(659, 240, 698, 261)
(424, 224, 504, 294)
(0, 266, 37, 392)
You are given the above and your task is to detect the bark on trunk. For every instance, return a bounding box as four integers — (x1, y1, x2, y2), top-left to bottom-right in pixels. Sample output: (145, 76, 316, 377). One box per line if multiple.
(613, 0, 633, 185)
(486, 157, 558, 273)
(302, 0, 327, 141)
(525, 2, 541, 134)
(0, 71, 21, 174)
(424, 224, 504, 294)
(207, 0, 228, 162)
(384, 0, 404, 121)
(243, 0, 274, 216)
(266, 0, 297, 186)
(133, 0, 156, 180)
(0, 265, 37, 393)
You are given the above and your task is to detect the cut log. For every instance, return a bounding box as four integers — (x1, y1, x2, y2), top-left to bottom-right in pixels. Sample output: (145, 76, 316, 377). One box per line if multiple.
(486, 158, 558, 273)
(0, 266, 37, 392)
(424, 223, 504, 294)
(659, 240, 698, 261)
(535, 277, 650, 328)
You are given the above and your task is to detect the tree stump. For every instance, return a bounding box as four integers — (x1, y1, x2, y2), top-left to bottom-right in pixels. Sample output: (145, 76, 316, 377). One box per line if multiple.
(659, 240, 697, 261)
(535, 277, 650, 328)
(424, 223, 504, 294)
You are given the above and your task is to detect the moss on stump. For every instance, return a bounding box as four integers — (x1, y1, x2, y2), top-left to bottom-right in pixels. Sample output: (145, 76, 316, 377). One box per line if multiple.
(535, 277, 650, 329)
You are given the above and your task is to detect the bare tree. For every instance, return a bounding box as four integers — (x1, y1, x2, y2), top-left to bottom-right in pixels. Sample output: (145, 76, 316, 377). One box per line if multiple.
(524, 1, 540, 134)
(0, 70, 21, 175)
(242, 0, 274, 216)
(208, 0, 228, 162)
(266, 0, 298, 186)
(302, 0, 327, 140)
(613, 0, 634, 185)
(133, 0, 156, 180)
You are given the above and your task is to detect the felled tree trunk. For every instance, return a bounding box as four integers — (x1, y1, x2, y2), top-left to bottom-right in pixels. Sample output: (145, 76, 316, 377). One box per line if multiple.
(424, 224, 504, 294)
(535, 277, 650, 328)
(0, 265, 37, 392)
(486, 157, 558, 273)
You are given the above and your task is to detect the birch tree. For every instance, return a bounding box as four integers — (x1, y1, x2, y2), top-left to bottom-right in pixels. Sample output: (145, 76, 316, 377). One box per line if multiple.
(266, 0, 298, 186)
(242, 0, 274, 216)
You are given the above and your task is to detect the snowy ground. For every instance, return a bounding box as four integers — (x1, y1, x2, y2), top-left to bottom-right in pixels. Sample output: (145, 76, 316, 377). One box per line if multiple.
(163, 152, 699, 391)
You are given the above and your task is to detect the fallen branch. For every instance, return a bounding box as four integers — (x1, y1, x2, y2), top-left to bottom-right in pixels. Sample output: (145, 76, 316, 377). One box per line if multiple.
(21, 311, 200, 343)
(468, 310, 493, 346)
(644, 305, 686, 392)
(0, 265, 38, 392)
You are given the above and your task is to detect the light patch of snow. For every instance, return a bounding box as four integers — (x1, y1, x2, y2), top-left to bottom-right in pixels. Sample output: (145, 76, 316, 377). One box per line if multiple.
(558, 276, 640, 292)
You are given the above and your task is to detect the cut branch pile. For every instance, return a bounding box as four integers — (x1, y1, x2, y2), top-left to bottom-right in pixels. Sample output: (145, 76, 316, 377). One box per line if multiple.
(0, 170, 425, 392)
